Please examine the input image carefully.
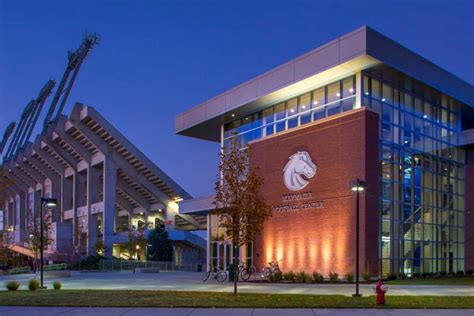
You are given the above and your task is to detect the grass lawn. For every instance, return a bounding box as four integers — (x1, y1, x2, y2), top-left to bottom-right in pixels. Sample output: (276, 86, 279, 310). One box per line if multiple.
(385, 277, 474, 285)
(0, 290, 473, 309)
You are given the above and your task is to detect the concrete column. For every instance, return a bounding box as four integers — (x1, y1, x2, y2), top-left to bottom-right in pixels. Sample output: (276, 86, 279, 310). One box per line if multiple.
(86, 164, 102, 255)
(102, 159, 117, 258)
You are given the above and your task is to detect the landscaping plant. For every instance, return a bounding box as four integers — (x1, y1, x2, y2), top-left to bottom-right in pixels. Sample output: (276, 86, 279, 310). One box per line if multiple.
(362, 271, 370, 282)
(329, 272, 339, 283)
(345, 273, 354, 283)
(283, 270, 295, 282)
(295, 271, 307, 283)
(312, 271, 324, 283)
(53, 281, 62, 290)
(28, 279, 40, 291)
(6, 281, 20, 291)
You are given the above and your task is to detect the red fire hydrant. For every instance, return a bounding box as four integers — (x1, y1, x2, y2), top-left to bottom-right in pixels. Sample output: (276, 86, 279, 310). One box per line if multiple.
(375, 278, 387, 305)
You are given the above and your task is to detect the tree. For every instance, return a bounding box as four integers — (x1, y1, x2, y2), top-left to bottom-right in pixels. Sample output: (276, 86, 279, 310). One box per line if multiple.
(147, 226, 173, 262)
(214, 137, 272, 295)
(27, 209, 53, 271)
(126, 223, 149, 260)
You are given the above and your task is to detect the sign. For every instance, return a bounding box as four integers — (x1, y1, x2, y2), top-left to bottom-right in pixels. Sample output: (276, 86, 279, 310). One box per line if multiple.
(271, 191, 324, 213)
(283, 151, 316, 191)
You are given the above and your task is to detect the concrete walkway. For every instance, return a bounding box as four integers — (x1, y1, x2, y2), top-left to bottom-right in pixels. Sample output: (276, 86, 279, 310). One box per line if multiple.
(0, 307, 473, 316)
(1, 272, 473, 296)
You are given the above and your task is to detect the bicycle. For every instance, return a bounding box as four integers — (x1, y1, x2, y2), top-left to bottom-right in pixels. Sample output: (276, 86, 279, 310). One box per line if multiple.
(261, 259, 282, 279)
(202, 267, 227, 282)
(238, 264, 257, 281)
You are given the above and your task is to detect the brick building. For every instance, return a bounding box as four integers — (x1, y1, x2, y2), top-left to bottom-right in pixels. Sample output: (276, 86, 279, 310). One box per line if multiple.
(178, 26, 474, 277)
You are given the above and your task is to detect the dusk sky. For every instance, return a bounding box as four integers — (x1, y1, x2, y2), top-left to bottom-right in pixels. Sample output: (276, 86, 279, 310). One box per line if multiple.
(1, 0, 473, 198)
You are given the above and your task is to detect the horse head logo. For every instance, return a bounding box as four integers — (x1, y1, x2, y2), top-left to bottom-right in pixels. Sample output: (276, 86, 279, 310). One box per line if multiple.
(283, 151, 316, 191)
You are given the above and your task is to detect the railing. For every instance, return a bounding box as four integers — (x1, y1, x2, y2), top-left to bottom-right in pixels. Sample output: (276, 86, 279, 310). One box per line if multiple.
(6, 266, 30, 275)
(43, 263, 68, 271)
(99, 260, 202, 272)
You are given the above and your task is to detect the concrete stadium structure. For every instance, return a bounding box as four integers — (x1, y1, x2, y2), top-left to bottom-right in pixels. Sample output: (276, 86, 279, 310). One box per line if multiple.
(0, 103, 206, 265)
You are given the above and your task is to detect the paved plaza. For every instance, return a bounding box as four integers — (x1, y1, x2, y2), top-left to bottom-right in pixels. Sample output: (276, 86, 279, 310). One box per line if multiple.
(1, 271, 473, 296)
(0, 306, 473, 316)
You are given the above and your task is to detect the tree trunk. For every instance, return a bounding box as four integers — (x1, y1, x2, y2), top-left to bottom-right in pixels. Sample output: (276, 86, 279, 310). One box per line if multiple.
(233, 243, 238, 295)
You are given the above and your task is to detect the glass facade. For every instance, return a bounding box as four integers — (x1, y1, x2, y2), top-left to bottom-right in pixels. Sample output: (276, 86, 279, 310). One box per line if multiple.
(218, 67, 467, 276)
(363, 66, 465, 275)
(223, 76, 356, 148)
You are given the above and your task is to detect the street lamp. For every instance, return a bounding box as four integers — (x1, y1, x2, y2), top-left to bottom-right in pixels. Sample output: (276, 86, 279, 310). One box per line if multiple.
(350, 179, 366, 297)
(40, 197, 57, 289)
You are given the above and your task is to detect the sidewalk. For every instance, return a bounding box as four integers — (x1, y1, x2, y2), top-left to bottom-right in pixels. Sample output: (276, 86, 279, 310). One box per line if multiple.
(0, 307, 473, 316)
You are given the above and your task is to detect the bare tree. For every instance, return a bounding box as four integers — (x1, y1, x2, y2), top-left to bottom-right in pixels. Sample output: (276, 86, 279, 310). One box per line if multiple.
(214, 137, 272, 295)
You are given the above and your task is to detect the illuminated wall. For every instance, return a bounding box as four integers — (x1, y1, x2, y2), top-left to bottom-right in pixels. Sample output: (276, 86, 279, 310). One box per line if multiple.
(250, 108, 380, 276)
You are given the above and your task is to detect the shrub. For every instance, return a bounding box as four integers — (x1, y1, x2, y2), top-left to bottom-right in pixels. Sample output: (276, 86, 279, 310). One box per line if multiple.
(283, 271, 295, 282)
(312, 271, 324, 283)
(387, 273, 397, 281)
(465, 270, 473, 276)
(412, 272, 420, 279)
(362, 271, 370, 282)
(6, 281, 20, 291)
(397, 273, 407, 280)
(456, 271, 465, 277)
(421, 272, 429, 278)
(439, 271, 447, 276)
(269, 271, 282, 283)
(28, 278, 40, 291)
(345, 273, 354, 283)
(80, 255, 104, 270)
(305, 273, 313, 284)
(53, 281, 62, 290)
(295, 271, 307, 283)
(329, 272, 339, 283)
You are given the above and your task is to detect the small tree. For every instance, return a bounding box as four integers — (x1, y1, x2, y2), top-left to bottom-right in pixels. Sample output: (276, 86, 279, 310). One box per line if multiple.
(27, 210, 53, 271)
(126, 223, 149, 260)
(147, 226, 173, 262)
(214, 137, 272, 295)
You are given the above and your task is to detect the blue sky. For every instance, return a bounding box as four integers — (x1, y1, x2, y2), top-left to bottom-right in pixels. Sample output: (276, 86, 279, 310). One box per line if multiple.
(1, 0, 473, 197)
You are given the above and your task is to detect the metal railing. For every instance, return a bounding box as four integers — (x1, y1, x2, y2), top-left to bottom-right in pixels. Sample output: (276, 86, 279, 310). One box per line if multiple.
(43, 263, 68, 271)
(99, 260, 202, 272)
(6, 266, 30, 275)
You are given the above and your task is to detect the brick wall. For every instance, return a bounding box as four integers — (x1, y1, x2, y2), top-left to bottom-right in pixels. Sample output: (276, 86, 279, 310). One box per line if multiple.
(250, 108, 380, 277)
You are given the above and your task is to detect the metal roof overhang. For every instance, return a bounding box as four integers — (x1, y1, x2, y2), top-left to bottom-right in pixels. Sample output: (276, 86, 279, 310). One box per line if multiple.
(175, 26, 474, 142)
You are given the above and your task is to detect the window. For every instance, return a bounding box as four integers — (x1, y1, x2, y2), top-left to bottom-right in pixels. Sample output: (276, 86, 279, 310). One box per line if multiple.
(286, 98, 298, 129)
(299, 93, 312, 125)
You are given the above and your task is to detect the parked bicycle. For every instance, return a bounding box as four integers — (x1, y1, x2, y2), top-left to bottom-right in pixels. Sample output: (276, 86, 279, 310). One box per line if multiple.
(202, 267, 227, 282)
(238, 264, 257, 281)
(261, 259, 282, 279)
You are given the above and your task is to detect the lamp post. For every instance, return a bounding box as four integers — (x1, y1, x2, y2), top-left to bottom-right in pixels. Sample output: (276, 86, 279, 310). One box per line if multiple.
(40, 197, 57, 289)
(350, 179, 366, 297)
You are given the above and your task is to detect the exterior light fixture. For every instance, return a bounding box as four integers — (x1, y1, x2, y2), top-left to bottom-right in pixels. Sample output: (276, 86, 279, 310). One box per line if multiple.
(336, 93, 341, 97)
(39, 197, 58, 289)
(314, 101, 318, 105)
(290, 109, 295, 113)
(365, 92, 369, 95)
(301, 105, 306, 109)
(136, 245, 140, 250)
(231, 113, 235, 117)
(382, 98, 386, 102)
(350, 179, 366, 297)
(423, 115, 428, 119)
(349, 88, 354, 93)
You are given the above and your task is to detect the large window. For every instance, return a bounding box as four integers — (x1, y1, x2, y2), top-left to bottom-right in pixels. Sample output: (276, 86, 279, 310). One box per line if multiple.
(363, 68, 466, 276)
(223, 76, 356, 148)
